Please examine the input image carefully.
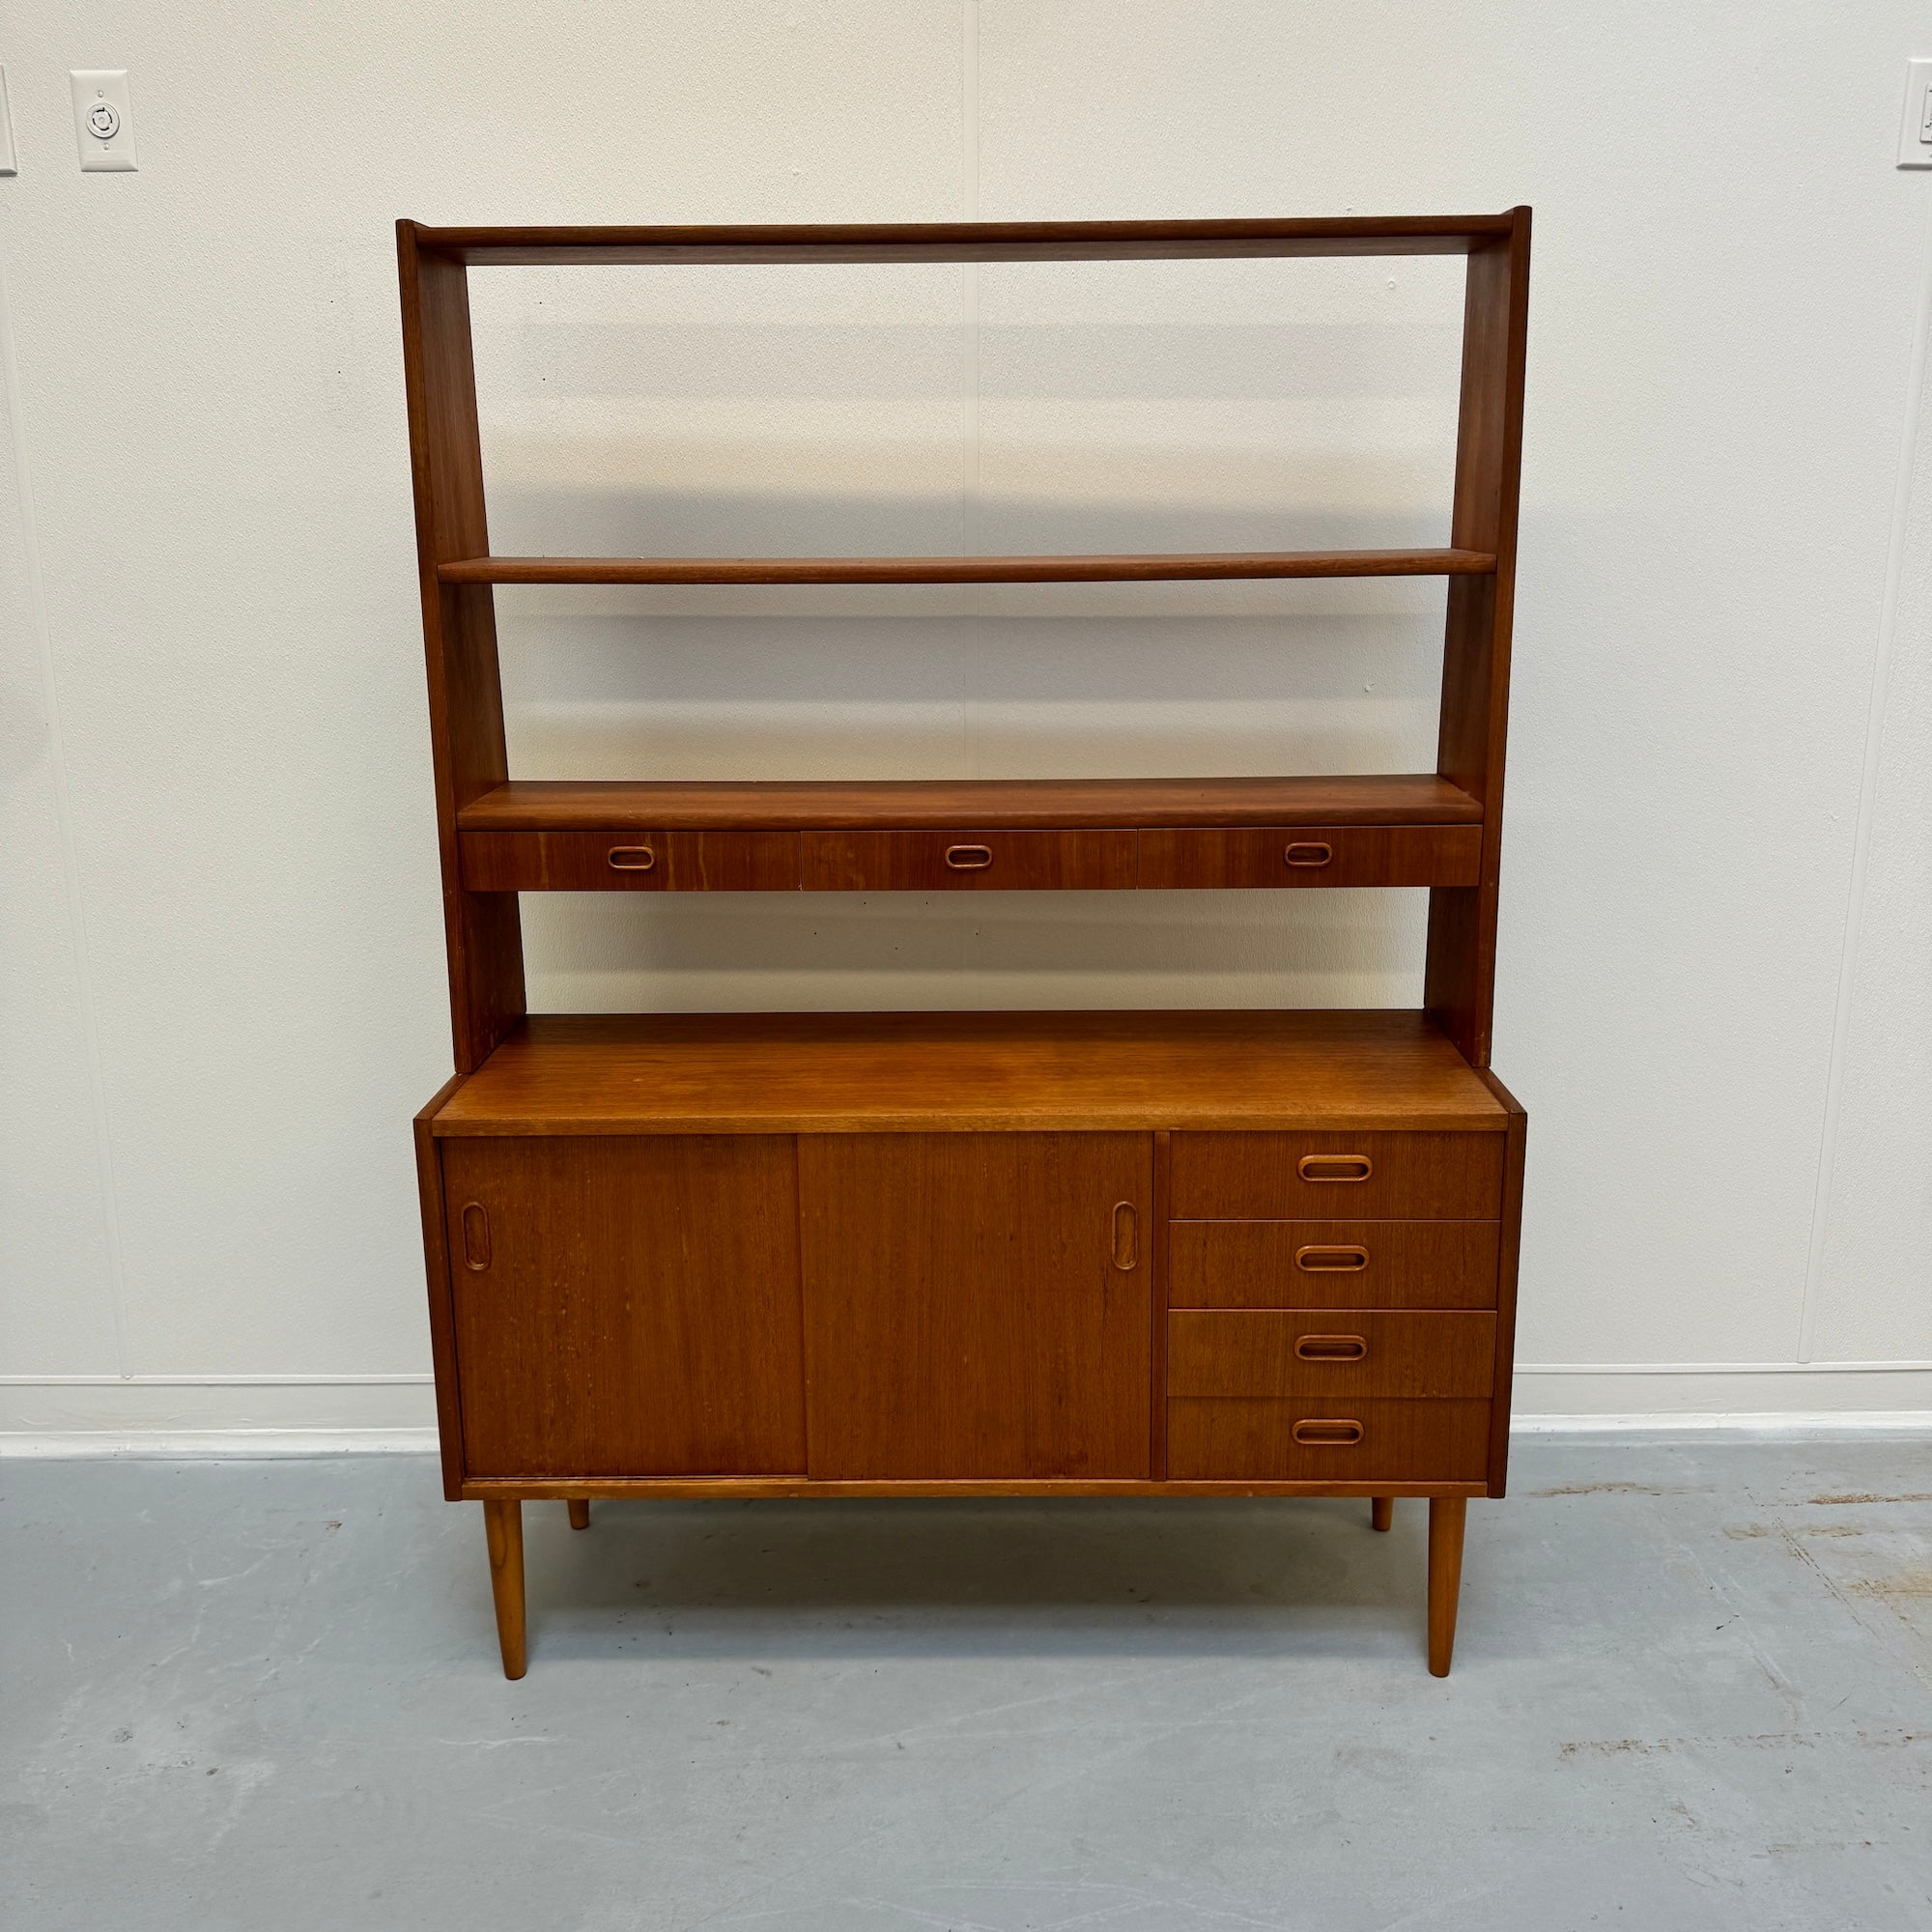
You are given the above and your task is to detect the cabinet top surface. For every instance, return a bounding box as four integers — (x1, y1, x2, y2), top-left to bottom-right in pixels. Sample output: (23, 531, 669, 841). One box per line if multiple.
(428, 1009, 1510, 1136)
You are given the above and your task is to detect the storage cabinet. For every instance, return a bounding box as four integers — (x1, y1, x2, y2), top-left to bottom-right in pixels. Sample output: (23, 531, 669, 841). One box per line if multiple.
(401, 212, 1532, 1681)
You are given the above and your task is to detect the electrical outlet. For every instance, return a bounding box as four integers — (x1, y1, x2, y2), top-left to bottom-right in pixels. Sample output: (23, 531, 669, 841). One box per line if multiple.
(1899, 58, 1932, 167)
(71, 69, 137, 173)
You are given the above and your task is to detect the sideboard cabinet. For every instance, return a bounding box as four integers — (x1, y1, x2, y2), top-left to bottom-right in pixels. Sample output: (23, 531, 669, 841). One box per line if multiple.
(401, 213, 1531, 1678)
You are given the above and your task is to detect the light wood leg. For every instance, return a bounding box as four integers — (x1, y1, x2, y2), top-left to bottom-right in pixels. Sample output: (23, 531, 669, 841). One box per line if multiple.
(1427, 1496, 1466, 1677)
(567, 1497, 591, 1531)
(483, 1498, 526, 1680)
(1371, 1495, 1394, 1532)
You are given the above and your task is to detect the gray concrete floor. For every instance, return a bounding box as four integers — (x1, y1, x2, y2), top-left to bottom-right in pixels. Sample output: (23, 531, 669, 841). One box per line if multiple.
(3, 1439, 1930, 1931)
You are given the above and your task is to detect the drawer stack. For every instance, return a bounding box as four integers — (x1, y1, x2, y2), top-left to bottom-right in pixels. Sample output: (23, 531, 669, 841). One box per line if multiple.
(1165, 1130, 1506, 1484)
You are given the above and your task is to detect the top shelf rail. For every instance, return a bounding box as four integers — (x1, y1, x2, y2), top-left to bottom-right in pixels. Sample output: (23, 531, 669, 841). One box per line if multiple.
(440, 548, 1494, 586)
(410, 214, 1520, 267)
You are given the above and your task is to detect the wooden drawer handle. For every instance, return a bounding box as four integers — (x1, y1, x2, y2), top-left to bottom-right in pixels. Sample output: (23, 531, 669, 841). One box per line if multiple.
(1297, 1153, 1373, 1182)
(460, 1202, 491, 1272)
(1111, 1201, 1139, 1270)
(1294, 1333, 1368, 1362)
(1284, 841, 1334, 867)
(945, 843, 994, 870)
(1291, 1417, 1364, 1446)
(607, 845, 657, 871)
(1296, 1243, 1370, 1272)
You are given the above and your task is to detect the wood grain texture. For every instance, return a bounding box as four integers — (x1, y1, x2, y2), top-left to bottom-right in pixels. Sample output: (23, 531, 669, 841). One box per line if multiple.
(413, 214, 1519, 267)
(1167, 1311, 1497, 1400)
(442, 1136, 806, 1478)
(464, 1475, 1488, 1499)
(1371, 1495, 1395, 1532)
(800, 1134, 1152, 1479)
(431, 1011, 1512, 1137)
(1477, 1067, 1529, 1497)
(1170, 1131, 1506, 1220)
(460, 830, 801, 893)
(396, 221, 525, 1071)
(1166, 1398, 1492, 1482)
(440, 548, 1493, 585)
(802, 829, 1136, 892)
(1429, 1495, 1468, 1675)
(457, 775, 1484, 833)
(1139, 825, 1480, 890)
(1151, 1131, 1172, 1480)
(413, 1073, 469, 1499)
(1426, 210, 1532, 1067)
(1168, 1219, 1501, 1311)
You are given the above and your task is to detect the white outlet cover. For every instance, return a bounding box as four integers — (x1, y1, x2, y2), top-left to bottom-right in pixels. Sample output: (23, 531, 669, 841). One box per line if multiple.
(1899, 58, 1932, 168)
(71, 69, 137, 173)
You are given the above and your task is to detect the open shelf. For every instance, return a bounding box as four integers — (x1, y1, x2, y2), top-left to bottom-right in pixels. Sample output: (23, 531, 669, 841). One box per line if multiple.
(457, 775, 1482, 833)
(440, 548, 1493, 586)
(414, 214, 1517, 267)
(427, 1009, 1511, 1137)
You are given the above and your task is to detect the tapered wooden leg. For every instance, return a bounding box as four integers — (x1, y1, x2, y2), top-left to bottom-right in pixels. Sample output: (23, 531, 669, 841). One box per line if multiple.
(1427, 1496, 1466, 1677)
(1371, 1496, 1394, 1532)
(483, 1498, 526, 1680)
(567, 1498, 591, 1531)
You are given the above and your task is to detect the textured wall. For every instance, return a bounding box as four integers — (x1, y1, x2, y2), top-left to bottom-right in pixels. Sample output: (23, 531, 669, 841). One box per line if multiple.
(2, 1, 1928, 1434)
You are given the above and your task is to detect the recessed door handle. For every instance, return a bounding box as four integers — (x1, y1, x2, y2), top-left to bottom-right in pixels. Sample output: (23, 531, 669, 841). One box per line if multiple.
(1291, 1418, 1364, 1446)
(1295, 1244, 1370, 1272)
(460, 1202, 491, 1272)
(1284, 841, 1334, 867)
(1294, 1334, 1368, 1362)
(1297, 1153, 1373, 1182)
(607, 845, 657, 871)
(1111, 1201, 1139, 1270)
(945, 843, 994, 870)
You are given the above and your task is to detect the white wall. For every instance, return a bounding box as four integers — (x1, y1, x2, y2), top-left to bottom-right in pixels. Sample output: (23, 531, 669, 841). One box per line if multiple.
(4, 2, 1929, 1438)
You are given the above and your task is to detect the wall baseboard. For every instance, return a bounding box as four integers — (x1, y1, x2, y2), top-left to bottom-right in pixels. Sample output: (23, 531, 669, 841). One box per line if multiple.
(1, 1369, 1926, 1457)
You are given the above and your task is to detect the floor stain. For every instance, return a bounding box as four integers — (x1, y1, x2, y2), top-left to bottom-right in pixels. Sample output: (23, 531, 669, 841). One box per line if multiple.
(1527, 1483, 1685, 1498)
(1725, 1523, 1862, 1540)
(1561, 1728, 1922, 1760)
(1804, 1493, 1932, 1507)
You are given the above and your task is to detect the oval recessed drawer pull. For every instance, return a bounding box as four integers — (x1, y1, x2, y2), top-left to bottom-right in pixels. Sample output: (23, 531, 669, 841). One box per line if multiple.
(945, 843, 994, 870)
(1295, 1243, 1370, 1272)
(1111, 1200, 1139, 1271)
(460, 1202, 491, 1272)
(1291, 1417, 1364, 1446)
(606, 845, 657, 871)
(1283, 840, 1334, 867)
(1294, 1333, 1368, 1362)
(1297, 1153, 1373, 1182)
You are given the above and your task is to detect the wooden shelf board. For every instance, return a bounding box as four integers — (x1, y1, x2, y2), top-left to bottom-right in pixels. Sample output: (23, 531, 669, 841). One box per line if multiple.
(427, 1009, 1510, 1137)
(457, 775, 1483, 834)
(412, 214, 1519, 267)
(441, 548, 1492, 586)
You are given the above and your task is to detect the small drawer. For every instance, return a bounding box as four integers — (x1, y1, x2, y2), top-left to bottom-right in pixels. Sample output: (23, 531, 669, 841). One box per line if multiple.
(801, 829, 1136, 892)
(1170, 1131, 1504, 1220)
(1167, 1398, 1492, 1482)
(1170, 1220, 1499, 1310)
(1169, 1311, 1496, 1400)
(1138, 825, 1480, 890)
(461, 830, 800, 893)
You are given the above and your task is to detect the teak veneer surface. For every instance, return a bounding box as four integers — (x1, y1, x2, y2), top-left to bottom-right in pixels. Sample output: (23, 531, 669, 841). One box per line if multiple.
(428, 1009, 1511, 1137)
(413, 214, 1517, 267)
(457, 775, 1484, 834)
(440, 548, 1493, 585)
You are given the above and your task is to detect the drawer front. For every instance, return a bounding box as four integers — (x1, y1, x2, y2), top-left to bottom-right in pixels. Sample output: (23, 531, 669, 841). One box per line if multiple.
(1167, 1398, 1492, 1482)
(1139, 824, 1481, 890)
(1170, 1131, 1504, 1220)
(1170, 1219, 1500, 1310)
(461, 830, 800, 893)
(801, 829, 1137, 892)
(1169, 1310, 1496, 1400)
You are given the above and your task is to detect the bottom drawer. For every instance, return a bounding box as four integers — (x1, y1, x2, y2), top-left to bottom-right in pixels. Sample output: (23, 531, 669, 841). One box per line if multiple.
(1167, 1398, 1491, 1482)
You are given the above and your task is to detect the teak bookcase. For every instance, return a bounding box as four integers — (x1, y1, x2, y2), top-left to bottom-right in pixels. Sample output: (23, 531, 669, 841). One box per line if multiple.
(400, 213, 1530, 1680)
